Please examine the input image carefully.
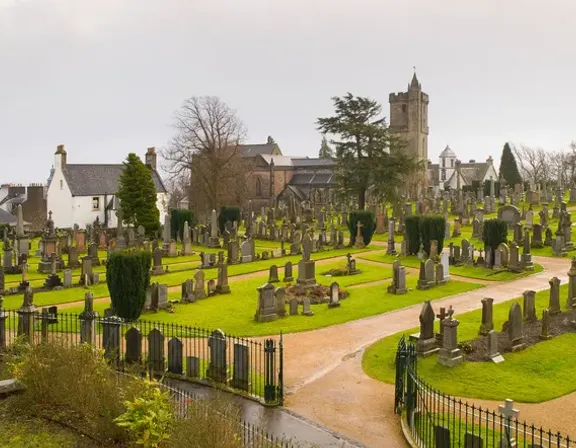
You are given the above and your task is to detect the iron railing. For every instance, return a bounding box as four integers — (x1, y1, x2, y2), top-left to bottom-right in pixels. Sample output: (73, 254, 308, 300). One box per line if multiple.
(395, 336, 573, 447)
(0, 308, 283, 406)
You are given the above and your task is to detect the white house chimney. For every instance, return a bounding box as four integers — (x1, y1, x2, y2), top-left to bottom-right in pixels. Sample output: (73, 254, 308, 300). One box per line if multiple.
(54, 144, 67, 170)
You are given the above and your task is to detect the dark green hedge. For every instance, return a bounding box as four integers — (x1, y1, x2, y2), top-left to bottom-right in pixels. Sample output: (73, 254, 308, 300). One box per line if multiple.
(218, 206, 241, 233)
(404, 215, 421, 255)
(106, 249, 152, 320)
(482, 180, 500, 197)
(483, 218, 508, 267)
(170, 209, 194, 240)
(419, 215, 446, 255)
(347, 211, 376, 246)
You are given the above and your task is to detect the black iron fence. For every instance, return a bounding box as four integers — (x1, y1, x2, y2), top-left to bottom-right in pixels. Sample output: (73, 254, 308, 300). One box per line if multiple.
(0, 307, 283, 406)
(395, 336, 573, 447)
(160, 381, 295, 447)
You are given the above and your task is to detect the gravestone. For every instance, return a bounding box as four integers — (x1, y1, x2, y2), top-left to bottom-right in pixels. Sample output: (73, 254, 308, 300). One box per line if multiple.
(567, 257, 576, 309)
(63, 269, 72, 288)
(522, 290, 537, 323)
(498, 205, 521, 228)
(167, 338, 184, 375)
(464, 434, 483, 448)
(548, 277, 561, 316)
(255, 283, 278, 322)
(487, 330, 504, 363)
(181, 279, 194, 303)
(152, 247, 163, 275)
(416, 301, 438, 357)
(274, 287, 286, 317)
(148, 328, 165, 372)
(297, 234, 317, 288)
(283, 261, 294, 282)
(268, 265, 280, 283)
(328, 282, 340, 308)
(301, 297, 314, 316)
(206, 329, 227, 382)
(532, 223, 543, 248)
(479, 297, 494, 335)
(508, 302, 524, 351)
(437, 307, 463, 367)
(289, 298, 298, 315)
(540, 308, 552, 340)
(216, 263, 231, 294)
(434, 425, 450, 448)
(125, 327, 143, 364)
(68, 246, 80, 269)
(193, 270, 206, 299)
(232, 343, 250, 391)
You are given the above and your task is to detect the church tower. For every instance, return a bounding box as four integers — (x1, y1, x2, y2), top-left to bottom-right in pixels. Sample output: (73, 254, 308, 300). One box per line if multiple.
(389, 72, 429, 162)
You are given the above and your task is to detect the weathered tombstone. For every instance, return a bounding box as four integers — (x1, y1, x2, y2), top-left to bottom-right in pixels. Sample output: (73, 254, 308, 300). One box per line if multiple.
(540, 308, 552, 340)
(206, 329, 227, 382)
(532, 223, 543, 248)
(328, 282, 340, 308)
(508, 303, 524, 351)
(231, 342, 250, 391)
(416, 301, 438, 357)
(479, 298, 494, 335)
(567, 257, 576, 309)
(268, 265, 280, 283)
(255, 283, 278, 322)
(148, 328, 165, 372)
(283, 261, 294, 282)
(498, 400, 520, 448)
(434, 426, 451, 448)
(548, 277, 561, 316)
(125, 327, 143, 364)
(522, 290, 537, 323)
(63, 269, 73, 288)
(437, 307, 463, 367)
(289, 298, 298, 315)
(79, 291, 98, 344)
(181, 279, 194, 303)
(464, 433, 483, 448)
(301, 297, 314, 316)
(167, 338, 184, 375)
(152, 247, 163, 275)
(186, 356, 200, 378)
(274, 287, 286, 317)
(193, 270, 206, 299)
(487, 330, 504, 363)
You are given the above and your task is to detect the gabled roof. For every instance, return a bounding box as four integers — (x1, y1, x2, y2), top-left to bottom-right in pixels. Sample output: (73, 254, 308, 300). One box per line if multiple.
(289, 172, 335, 186)
(291, 158, 336, 167)
(259, 155, 294, 168)
(439, 145, 456, 158)
(63, 164, 166, 196)
(239, 143, 281, 157)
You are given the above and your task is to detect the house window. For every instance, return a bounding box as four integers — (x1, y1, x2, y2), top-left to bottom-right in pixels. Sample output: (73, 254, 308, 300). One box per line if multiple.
(255, 177, 262, 197)
(92, 197, 100, 210)
(402, 104, 407, 113)
(59, 180, 63, 190)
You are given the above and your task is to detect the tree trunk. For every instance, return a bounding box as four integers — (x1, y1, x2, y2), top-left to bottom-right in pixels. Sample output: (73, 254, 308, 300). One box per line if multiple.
(358, 188, 366, 210)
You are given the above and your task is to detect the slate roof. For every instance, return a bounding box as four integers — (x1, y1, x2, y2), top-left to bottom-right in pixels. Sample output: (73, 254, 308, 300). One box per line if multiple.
(439, 145, 456, 158)
(239, 143, 280, 157)
(289, 172, 335, 186)
(63, 164, 167, 196)
(291, 158, 336, 167)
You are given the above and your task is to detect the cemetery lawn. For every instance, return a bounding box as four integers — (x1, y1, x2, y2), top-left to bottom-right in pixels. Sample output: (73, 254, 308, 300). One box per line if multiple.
(362, 284, 576, 403)
(1, 247, 372, 311)
(60, 275, 483, 337)
(357, 252, 544, 281)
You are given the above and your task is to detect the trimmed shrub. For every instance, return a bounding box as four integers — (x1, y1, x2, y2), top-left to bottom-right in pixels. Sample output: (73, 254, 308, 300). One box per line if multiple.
(218, 206, 241, 233)
(419, 215, 446, 255)
(170, 208, 195, 241)
(404, 215, 421, 255)
(347, 210, 376, 246)
(483, 218, 508, 267)
(482, 180, 500, 198)
(107, 249, 152, 320)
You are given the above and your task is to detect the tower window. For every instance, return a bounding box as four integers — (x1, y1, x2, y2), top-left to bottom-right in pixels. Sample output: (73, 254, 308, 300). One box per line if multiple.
(402, 104, 407, 113)
(450, 159, 454, 168)
(441, 169, 446, 181)
(442, 158, 445, 168)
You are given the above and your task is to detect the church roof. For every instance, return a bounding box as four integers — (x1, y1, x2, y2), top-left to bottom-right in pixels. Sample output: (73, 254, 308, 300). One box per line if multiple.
(62, 164, 167, 196)
(410, 72, 420, 89)
(259, 155, 294, 168)
(439, 145, 456, 158)
(239, 143, 281, 157)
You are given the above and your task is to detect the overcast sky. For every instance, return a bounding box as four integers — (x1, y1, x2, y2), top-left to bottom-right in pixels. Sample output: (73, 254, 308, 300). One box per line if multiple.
(2, 0, 576, 184)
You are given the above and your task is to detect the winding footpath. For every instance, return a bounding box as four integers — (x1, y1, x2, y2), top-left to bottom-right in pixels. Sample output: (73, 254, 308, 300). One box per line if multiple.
(278, 255, 576, 447)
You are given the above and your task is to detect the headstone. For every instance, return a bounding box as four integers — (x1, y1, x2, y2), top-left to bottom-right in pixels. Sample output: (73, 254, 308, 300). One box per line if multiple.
(231, 343, 250, 391)
(167, 338, 184, 375)
(275, 287, 286, 317)
(508, 303, 524, 351)
(216, 263, 231, 294)
(548, 276, 561, 314)
(301, 297, 314, 316)
(487, 330, 504, 363)
(437, 307, 463, 367)
(206, 329, 227, 382)
(522, 290, 537, 323)
(540, 308, 552, 340)
(193, 270, 206, 299)
(416, 301, 438, 357)
(268, 265, 280, 283)
(283, 261, 294, 282)
(255, 283, 278, 322)
(328, 282, 340, 308)
(479, 298, 494, 335)
(147, 328, 165, 372)
(567, 257, 576, 309)
(289, 298, 298, 315)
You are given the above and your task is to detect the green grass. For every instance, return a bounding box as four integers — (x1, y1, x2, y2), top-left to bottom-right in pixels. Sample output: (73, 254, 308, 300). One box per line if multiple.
(362, 284, 576, 403)
(357, 252, 543, 281)
(59, 273, 482, 337)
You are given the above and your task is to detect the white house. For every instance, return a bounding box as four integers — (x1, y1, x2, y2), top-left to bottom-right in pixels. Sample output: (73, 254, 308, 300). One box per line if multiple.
(47, 145, 168, 229)
(427, 145, 498, 191)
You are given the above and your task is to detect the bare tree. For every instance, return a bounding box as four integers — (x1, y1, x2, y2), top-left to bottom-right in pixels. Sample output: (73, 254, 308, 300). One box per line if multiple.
(165, 174, 189, 209)
(161, 96, 252, 213)
(512, 145, 546, 186)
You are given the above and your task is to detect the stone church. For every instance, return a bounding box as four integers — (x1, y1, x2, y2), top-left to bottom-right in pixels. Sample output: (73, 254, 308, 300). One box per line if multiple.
(241, 73, 497, 207)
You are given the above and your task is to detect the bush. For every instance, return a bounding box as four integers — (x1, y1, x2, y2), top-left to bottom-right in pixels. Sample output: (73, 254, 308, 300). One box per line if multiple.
(115, 379, 173, 448)
(5, 340, 142, 444)
(419, 215, 446, 256)
(347, 210, 376, 246)
(107, 249, 152, 320)
(482, 180, 500, 197)
(218, 206, 241, 234)
(483, 218, 508, 267)
(404, 215, 421, 255)
(170, 209, 194, 241)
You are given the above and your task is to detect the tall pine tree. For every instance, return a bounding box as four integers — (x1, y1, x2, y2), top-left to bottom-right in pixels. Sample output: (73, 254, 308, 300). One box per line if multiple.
(318, 136, 334, 159)
(499, 143, 522, 186)
(317, 93, 419, 209)
(117, 153, 160, 236)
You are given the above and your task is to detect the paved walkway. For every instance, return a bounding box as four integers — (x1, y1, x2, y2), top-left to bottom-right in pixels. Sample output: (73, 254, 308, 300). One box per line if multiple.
(279, 255, 574, 447)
